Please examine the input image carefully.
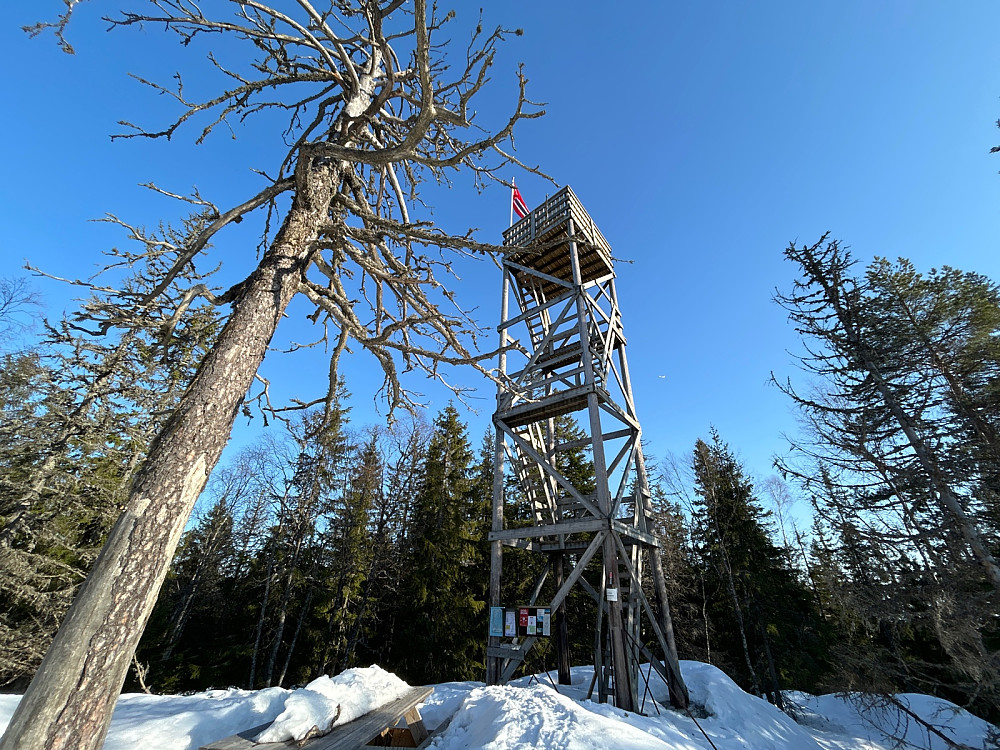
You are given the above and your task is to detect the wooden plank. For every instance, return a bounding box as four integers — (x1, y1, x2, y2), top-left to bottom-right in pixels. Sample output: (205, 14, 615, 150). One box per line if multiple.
(610, 520, 659, 548)
(414, 715, 452, 750)
(500, 636, 538, 683)
(538, 540, 591, 553)
(505, 260, 574, 291)
(305, 687, 434, 750)
(201, 723, 274, 750)
(486, 645, 529, 659)
(200, 686, 433, 750)
(487, 517, 605, 542)
(402, 708, 428, 745)
(500, 538, 541, 552)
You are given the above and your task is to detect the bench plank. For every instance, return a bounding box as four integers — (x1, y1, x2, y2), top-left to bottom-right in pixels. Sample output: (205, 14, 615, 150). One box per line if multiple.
(200, 686, 434, 750)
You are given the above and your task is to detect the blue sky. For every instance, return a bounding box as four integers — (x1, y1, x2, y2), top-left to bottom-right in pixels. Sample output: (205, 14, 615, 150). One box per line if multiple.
(3, 2, 1000, 493)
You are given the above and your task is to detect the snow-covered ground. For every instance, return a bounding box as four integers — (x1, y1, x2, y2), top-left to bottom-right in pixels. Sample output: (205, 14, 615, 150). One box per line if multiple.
(0, 661, 995, 749)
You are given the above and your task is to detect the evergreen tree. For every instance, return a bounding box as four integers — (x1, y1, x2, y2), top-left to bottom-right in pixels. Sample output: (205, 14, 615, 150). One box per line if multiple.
(363, 415, 430, 669)
(775, 237, 1000, 718)
(692, 432, 828, 703)
(394, 405, 486, 683)
(0, 219, 219, 689)
(311, 431, 381, 677)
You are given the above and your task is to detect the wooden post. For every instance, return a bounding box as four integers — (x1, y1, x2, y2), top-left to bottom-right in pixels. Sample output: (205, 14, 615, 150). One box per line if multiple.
(487, 269, 511, 686)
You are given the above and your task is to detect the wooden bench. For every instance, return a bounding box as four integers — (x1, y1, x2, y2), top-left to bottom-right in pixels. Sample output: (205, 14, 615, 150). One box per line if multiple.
(200, 685, 434, 750)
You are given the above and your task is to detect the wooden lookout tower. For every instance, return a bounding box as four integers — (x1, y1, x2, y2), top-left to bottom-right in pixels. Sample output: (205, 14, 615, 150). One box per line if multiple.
(485, 186, 689, 711)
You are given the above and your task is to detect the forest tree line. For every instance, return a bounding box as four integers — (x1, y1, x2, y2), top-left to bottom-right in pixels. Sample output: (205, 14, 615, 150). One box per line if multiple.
(0, 237, 998, 724)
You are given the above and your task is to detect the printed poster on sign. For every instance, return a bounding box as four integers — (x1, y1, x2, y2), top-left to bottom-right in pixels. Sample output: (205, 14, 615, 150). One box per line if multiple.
(489, 607, 504, 637)
(505, 610, 516, 637)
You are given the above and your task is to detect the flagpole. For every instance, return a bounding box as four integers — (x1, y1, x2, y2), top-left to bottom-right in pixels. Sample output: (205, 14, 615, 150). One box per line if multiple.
(510, 179, 514, 228)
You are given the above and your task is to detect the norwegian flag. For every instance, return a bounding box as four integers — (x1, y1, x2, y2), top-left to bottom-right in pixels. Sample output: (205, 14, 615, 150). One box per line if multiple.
(511, 184, 529, 220)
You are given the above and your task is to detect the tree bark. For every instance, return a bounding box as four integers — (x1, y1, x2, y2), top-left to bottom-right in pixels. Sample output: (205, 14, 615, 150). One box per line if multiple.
(277, 580, 314, 687)
(0, 163, 338, 750)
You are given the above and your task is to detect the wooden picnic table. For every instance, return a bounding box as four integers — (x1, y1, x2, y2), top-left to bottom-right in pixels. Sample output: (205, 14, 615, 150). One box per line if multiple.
(200, 685, 434, 750)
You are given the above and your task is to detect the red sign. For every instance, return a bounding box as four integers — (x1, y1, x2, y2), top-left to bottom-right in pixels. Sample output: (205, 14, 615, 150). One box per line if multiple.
(519, 608, 529, 628)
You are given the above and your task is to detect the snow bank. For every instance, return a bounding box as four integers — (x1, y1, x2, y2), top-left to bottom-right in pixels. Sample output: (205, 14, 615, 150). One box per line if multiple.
(0, 687, 290, 750)
(677, 660, 827, 750)
(256, 665, 411, 742)
(1, 661, 996, 750)
(788, 690, 997, 750)
(430, 682, 694, 749)
(106, 687, 289, 750)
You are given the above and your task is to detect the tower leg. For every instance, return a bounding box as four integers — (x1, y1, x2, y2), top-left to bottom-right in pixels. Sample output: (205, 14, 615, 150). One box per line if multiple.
(604, 535, 634, 711)
(554, 554, 571, 685)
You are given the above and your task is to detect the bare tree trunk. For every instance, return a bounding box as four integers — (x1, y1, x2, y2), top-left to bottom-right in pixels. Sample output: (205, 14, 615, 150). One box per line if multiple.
(699, 567, 712, 663)
(341, 506, 393, 672)
(277, 580, 314, 687)
(0, 164, 337, 750)
(265, 531, 307, 686)
(248, 549, 277, 689)
(721, 557, 762, 698)
(316, 568, 351, 675)
(753, 602, 784, 710)
(161, 517, 229, 661)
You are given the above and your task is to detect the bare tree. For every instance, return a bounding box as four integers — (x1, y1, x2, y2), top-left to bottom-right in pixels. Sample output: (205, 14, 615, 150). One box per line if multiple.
(0, 276, 41, 347)
(1, 2, 543, 748)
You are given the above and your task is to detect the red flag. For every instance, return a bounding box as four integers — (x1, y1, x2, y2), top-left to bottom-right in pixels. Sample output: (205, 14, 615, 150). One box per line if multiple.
(512, 185, 529, 219)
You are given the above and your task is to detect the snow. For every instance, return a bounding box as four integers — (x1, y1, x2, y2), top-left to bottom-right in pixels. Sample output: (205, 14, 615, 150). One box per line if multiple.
(256, 665, 411, 742)
(0, 661, 995, 750)
(786, 690, 997, 750)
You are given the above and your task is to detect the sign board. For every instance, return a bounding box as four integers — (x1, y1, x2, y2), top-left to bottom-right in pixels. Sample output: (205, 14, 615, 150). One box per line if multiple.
(489, 607, 504, 637)
(491, 606, 553, 637)
(514, 606, 552, 637)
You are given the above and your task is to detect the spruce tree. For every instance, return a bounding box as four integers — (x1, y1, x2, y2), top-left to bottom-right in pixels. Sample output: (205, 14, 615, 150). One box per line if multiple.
(312, 431, 380, 677)
(776, 238, 1000, 718)
(394, 405, 485, 683)
(0, 220, 218, 689)
(692, 432, 828, 702)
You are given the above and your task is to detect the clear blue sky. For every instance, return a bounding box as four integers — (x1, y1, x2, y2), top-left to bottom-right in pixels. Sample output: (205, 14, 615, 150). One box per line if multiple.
(3, 2, 1000, 489)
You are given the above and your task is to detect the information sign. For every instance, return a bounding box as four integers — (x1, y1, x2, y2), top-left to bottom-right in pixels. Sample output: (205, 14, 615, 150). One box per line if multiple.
(489, 607, 504, 637)
(494, 606, 553, 638)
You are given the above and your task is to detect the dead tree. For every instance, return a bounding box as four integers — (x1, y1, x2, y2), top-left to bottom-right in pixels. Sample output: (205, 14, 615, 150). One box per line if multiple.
(1, 3, 543, 749)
